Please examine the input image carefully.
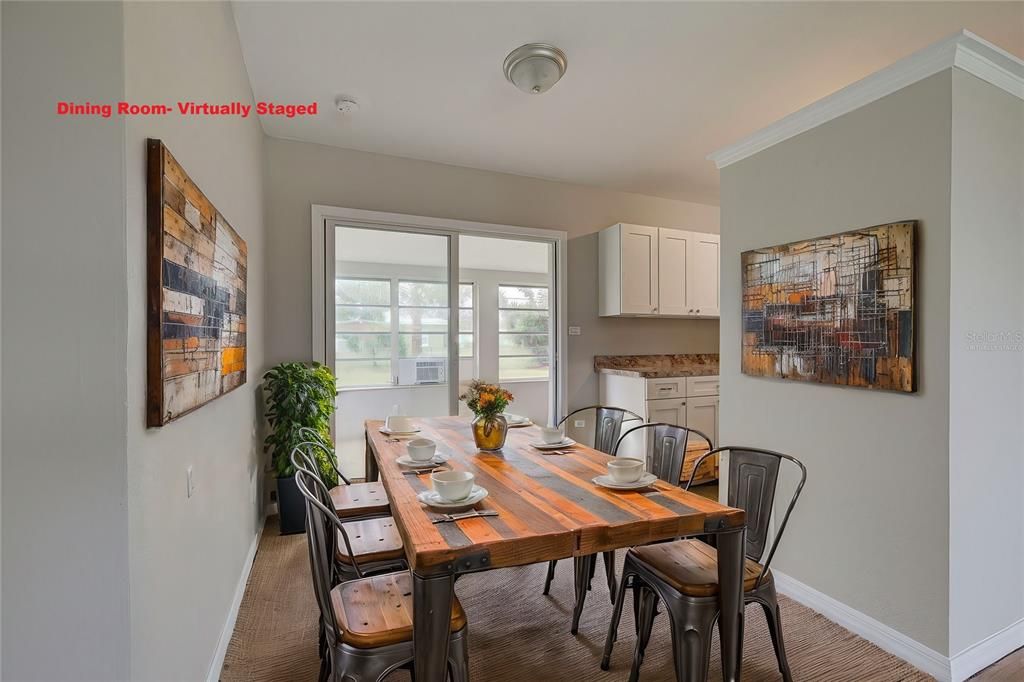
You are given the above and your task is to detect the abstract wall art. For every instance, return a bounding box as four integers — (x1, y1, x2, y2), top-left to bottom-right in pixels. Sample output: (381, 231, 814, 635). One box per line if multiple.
(741, 221, 915, 392)
(147, 139, 247, 426)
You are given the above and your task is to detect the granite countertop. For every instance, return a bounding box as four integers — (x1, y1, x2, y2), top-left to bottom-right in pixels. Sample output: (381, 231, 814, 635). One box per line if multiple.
(594, 354, 720, 379)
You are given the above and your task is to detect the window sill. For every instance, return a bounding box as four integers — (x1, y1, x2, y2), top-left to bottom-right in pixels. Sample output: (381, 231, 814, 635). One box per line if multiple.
(499, 378, 551, 385)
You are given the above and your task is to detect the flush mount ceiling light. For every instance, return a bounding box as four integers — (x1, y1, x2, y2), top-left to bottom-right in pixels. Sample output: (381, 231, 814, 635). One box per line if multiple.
(503, 43, 567, 95)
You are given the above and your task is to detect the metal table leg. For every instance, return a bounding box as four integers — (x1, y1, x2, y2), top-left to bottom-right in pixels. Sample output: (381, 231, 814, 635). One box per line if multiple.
(364, 432, 379, 482)
(716, 526, 746, 682)
(413, 571, 455, 682)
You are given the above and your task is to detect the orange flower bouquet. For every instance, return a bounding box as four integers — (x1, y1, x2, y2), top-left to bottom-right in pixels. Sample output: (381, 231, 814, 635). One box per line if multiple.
(460, 380, 514, 450)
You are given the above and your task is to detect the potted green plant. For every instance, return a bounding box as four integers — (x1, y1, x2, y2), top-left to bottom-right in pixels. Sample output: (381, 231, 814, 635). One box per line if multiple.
(263, 361, 339, 534)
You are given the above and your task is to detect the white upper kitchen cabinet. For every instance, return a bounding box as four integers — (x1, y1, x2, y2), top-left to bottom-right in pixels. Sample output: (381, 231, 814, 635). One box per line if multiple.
(599, 223, 658, 315)
(657, 229, 689, 316)
(685, 232, 720, 317)
(599, 223, 719, 318)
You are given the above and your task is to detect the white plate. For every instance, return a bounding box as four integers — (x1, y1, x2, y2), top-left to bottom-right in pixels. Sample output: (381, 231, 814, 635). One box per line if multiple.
(530, 437, 577, 450)
(380, 426, 421, 436)
(396, 453, 451, 469)
(501, 413, 529, 425)
(592, 472, 659, 490)
(417, 485, 489, 510)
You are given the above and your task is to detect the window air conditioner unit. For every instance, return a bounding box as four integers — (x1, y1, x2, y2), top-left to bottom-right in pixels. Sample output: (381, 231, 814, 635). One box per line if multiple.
(397, 357, 446, 385)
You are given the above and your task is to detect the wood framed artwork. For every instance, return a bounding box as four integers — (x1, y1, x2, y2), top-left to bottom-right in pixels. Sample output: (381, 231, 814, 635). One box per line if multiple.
(147, 139, 247, 426)
(741, 221, 915, 392)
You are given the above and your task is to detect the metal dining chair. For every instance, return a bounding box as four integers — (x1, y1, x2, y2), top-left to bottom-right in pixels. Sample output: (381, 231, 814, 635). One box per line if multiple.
(541, 405, 644, 633)
(291, 446, 407, 581)
(575, 422, 714, 639)
(614, 422, 715, 485)
(601, 446, 806, 682)
(295, 464, 470, 682)
(298, 427, 391, 521)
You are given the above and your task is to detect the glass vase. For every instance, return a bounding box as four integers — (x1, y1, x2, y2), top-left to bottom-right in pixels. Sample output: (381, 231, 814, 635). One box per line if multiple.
(471, 414, 508, 451)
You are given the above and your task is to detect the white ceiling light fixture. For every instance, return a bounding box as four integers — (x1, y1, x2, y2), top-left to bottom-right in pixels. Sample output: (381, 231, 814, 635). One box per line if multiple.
(503, 43, 568, 95)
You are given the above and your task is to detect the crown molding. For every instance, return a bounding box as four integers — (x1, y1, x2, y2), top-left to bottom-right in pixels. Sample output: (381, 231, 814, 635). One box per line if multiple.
(708, 30, 1024, 169)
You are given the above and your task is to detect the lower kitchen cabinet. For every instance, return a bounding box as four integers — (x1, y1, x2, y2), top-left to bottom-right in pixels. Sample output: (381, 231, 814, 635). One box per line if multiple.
(599, 372, 720, 483)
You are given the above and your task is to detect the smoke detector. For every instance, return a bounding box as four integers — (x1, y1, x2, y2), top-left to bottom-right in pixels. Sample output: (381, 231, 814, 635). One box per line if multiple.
(335, 97, 359, 115)
(503, 43, 568, 95)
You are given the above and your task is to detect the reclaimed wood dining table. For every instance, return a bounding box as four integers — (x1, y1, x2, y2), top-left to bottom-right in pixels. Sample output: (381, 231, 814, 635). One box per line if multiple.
(364, 416, 747, 682)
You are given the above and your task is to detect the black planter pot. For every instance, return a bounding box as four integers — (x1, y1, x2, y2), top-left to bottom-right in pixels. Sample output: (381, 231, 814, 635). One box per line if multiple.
(277, 475, 306, 535)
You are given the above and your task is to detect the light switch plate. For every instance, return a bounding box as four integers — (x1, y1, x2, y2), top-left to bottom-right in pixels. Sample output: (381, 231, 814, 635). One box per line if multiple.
(568, 326, 581, 336)
(186, 466, 195, 498)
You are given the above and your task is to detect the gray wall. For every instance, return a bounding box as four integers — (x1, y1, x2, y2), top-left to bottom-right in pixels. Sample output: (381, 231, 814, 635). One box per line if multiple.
(947, 70, 1024, 656)
(2, 2, 132, 678)
(719, 72, 953, 654)
(123, 2, 266, 679)
(264, 137, 720, 412)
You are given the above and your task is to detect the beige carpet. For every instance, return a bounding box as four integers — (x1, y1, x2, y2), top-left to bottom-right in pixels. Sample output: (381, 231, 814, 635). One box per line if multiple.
(222, 517, 932, 681)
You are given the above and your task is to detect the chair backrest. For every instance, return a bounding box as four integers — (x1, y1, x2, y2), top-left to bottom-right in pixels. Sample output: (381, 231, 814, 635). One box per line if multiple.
(298, 426, 350, 485)
(613, 422, 714, 484)
(686, 446, 806, 587)
(559, 405, 643, 455)
(294, 466, 345, 645)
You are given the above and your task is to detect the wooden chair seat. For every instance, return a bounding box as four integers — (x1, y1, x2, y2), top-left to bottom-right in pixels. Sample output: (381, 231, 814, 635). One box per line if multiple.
(329, 571, 467, 649)
(329, 482, 390, 519)
(630, 539, 767, 597)
(336, 517, 405, 565)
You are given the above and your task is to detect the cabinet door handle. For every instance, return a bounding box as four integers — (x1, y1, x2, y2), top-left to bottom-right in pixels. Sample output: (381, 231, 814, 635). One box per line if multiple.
(696, 309, 701, 313)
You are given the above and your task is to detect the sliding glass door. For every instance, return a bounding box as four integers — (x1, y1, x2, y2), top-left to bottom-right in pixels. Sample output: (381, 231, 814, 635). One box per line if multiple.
(326, 225, 459, 473)
(314, 209, 566, 477)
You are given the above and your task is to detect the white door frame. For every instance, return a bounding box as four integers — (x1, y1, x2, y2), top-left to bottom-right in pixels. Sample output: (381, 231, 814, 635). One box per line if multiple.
(311, 204, 568, 425)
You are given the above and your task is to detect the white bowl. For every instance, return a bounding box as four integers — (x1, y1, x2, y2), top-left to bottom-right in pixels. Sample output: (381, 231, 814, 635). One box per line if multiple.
(540, 426, 564, 444)
(386, 415, 414, 433)
(607, 459, 644, 483)
(407, 438, 436, 462)
(431, 470, 475, 502)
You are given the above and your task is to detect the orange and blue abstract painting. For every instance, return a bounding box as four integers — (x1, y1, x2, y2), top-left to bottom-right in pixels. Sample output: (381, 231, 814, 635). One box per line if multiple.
(741, 222, 915, 392)
(147, 139, 247, 425)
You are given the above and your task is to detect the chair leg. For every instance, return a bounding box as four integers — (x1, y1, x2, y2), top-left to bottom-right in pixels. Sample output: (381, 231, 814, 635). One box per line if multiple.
(542, 560, 557, 595)
(629, 587, 658, 682)
(447, 629, 470, 682)
(632, 576, 642, 635)
(588, 551, 597, 590)
(666, 598, 717, 682)
(602, 550, 618, 603)
(601, 566, 632, 670)
(571, 555, 594, 635)
(761, 589, 794, 682)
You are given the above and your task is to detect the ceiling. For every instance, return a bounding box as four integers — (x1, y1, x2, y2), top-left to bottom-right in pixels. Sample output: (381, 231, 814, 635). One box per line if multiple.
(233, 2, 1023, 206)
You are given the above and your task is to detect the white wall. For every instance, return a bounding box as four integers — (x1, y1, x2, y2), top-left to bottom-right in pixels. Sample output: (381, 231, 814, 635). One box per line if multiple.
(947, 69, 1024, 657)
(1, 3, 132, 678)
(264, 137, 720, 418)
(719, 72, 953, 654)
(122, 2, 266, 680)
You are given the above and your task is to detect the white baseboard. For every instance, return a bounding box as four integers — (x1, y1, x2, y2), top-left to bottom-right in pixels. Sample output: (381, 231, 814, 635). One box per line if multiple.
(772, 570, 952, 682)
(950, 617, 1024, 682)
(206, 515, 266, 682)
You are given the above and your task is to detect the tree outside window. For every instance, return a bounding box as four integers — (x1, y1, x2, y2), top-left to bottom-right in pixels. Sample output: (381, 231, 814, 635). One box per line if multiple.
(498, 285, 550, 380)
